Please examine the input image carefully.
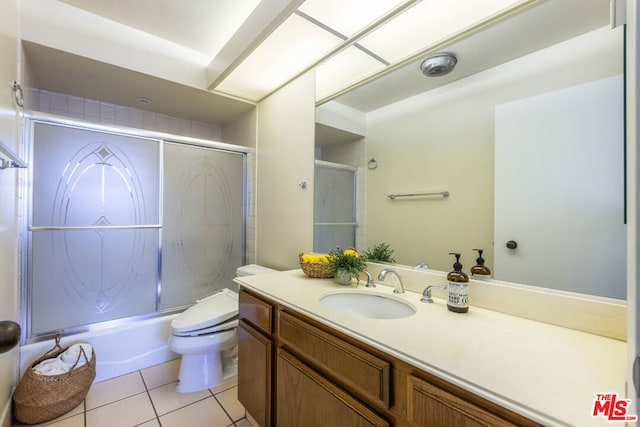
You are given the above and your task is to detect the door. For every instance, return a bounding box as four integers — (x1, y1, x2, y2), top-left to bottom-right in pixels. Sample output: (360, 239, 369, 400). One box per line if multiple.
(238, 320, 272, 427)
(0, 0, 21, 423)
(494, 75, 626, 299)
(627, 0, 639, 416)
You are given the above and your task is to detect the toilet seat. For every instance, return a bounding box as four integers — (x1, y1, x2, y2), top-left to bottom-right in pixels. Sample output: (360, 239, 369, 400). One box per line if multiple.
(172, 317, 239, 337)
(171, 288, 239, 336)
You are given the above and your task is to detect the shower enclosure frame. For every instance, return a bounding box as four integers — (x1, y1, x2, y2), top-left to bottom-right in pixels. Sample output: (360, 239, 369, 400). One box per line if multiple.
(19, 114, 249, 344)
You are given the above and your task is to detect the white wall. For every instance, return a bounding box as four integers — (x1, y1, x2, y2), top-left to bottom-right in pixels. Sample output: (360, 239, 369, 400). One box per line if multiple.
(20, 0, 209, 90)
(365, 26, 623, 274)
(0, 0, 21, 424)
(256, 71, 315, 270)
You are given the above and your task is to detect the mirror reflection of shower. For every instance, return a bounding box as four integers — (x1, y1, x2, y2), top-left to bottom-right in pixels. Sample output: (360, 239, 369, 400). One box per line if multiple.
(313, 161, 356, 253)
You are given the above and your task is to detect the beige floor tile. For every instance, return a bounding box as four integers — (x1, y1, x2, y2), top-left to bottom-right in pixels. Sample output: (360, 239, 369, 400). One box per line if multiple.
(141, 358, 180, 390)
(85, 372, 146, 410)
(42, 413, 84, 427)
(12, 401, 84, 427)
(235, 418, 257, 427)
(86, 392, 156, 427)
(215, 386, 245, 421)
(159, 396, 232, 427)
(136, 419, 161, 427)
(147, 381, 211, 416)
(209, 376, 237, 395)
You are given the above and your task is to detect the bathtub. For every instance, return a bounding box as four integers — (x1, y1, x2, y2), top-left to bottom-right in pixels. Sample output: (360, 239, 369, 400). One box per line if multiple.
(19, 314, 179, 383)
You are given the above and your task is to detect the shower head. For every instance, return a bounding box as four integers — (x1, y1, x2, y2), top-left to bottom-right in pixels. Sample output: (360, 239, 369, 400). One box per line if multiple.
(420, 53, 457, 77)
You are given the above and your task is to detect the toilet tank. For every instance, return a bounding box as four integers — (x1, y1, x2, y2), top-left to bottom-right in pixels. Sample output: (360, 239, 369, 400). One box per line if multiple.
(236, 264, 277, 277)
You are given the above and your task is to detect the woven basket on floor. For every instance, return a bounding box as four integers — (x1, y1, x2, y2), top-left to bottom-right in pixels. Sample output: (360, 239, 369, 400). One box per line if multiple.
(299, 253, 334, 278)
(13, 335, 96, 425)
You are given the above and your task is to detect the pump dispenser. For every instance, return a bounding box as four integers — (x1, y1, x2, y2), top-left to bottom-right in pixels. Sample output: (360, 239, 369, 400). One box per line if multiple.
(470, 249, 492, 280)
(447, 253, 469, 313)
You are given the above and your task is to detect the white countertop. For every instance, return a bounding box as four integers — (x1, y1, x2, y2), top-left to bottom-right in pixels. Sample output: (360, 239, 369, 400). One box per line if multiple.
(234, 269, 627, 427)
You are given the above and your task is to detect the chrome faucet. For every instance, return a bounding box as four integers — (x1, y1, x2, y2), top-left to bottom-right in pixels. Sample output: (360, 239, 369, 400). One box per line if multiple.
(415, 262, 430, 270)
(421, 285, 447, 303)
(377, 268, 404, 294)
(359, 271, 376, 288)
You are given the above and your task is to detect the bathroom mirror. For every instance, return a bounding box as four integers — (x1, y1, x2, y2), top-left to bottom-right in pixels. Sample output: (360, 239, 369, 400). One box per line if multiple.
(315, 0, 627, 299)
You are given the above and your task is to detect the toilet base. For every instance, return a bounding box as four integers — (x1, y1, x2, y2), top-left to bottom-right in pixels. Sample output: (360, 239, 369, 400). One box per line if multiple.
(176, 352, 223, 393)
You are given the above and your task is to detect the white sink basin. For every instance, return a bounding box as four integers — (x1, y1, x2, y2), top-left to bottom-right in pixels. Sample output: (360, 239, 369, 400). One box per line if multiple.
(319, 290, 416, 319)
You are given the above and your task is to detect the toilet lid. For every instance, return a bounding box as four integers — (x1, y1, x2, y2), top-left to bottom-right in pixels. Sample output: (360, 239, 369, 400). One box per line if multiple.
(171, 288, 239, 334)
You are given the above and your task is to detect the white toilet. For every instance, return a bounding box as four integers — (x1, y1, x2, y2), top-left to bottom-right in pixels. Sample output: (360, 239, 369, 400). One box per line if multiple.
(169, 264, 276, 393)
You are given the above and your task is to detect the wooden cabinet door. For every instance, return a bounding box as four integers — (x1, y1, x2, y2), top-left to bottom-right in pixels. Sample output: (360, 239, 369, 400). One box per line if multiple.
(238, 319, 272, 427)
(276, 348, 389, 427)
(407, 374, 516, 427)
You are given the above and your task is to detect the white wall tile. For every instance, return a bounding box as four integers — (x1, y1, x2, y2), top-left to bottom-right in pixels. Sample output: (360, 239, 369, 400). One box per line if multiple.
(116, 106, 131, 126)
(131, 108, 145, 129)
(100, 102, 116, 124)
(84, 99, 100, 117)
(50, 92, 68, 115)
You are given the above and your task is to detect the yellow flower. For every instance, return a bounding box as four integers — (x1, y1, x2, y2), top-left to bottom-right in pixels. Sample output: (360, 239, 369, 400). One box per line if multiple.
(343, 248, 359, 257)
(301, 253, 329, 263)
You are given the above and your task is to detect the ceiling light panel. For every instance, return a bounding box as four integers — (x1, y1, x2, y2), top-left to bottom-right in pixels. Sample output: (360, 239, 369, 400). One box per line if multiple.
(359, 0, 529, 63)
(216, 13, 343, 101)
(297, 0, 406, 37)
(316, 46, 388, 100)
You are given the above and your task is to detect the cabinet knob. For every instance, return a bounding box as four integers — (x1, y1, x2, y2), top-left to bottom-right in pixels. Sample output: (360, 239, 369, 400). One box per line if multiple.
(506, 240, 518, 250)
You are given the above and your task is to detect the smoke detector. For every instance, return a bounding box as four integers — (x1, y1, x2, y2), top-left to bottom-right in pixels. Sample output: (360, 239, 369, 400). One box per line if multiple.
(420, 53, 457, 77)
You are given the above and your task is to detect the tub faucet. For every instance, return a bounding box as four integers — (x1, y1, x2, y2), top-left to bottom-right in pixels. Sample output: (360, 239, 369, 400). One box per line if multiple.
(415, 262, 430, 270)
(377, 268, 404, 294)
(359, 271, 375, 288)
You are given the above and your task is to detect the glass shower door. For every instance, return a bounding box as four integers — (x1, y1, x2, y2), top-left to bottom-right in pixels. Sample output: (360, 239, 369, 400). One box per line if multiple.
(161, 142, 245, 309)
(29, 122, 161, 335)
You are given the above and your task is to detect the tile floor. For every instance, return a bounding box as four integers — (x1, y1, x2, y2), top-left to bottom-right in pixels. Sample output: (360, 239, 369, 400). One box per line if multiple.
(12, 359, 257, 427)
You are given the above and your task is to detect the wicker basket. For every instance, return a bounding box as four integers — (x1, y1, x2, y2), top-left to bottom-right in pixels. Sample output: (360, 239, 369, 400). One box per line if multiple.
(299, 253, 333, 278)
(13, 335, 96, 425)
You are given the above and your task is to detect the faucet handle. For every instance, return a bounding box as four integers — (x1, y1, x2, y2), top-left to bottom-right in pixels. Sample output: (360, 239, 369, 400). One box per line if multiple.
(421, 285, 447, 303)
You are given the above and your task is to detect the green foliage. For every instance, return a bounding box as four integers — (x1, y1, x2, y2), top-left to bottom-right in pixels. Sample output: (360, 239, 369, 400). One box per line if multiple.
(362, 242, 396, 263)
(326, 246, 366, 278)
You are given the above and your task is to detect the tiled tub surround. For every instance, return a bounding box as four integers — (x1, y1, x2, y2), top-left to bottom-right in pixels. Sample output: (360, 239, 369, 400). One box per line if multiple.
(234, 269, 626, 427)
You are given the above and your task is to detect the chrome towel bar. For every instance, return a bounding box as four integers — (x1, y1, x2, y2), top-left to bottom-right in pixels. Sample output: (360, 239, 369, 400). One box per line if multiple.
(387, 191, 450, 200)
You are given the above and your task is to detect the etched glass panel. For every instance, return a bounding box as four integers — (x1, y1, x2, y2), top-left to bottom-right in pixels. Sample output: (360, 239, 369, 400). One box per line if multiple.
(314, 164, 356, 253)
(30, 122, 160, 334)
(161, 142, 245, 308)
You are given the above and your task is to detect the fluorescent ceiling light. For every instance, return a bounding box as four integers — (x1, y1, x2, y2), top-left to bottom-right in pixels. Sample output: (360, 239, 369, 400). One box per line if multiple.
(359, 0, 528, 63)
(316, 47, 388, 100)
(298, 0, 406, 37)
(216, 13, 343, 101)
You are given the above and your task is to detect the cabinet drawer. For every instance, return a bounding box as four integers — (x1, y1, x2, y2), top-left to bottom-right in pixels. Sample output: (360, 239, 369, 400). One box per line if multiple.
(279, 310, 391, 408)
(407, 374, 516, 427)
(277, 348, 389, 427)
(239, 289, 273, 334)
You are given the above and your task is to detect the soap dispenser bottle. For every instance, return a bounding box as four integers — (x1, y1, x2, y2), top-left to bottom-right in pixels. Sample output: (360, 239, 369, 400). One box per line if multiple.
(447, 253, 469, 313)
(470, 249, 492, 280)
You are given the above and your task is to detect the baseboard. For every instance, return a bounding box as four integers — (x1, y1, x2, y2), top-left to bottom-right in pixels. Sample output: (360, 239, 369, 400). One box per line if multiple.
(0, 387, 13, 427)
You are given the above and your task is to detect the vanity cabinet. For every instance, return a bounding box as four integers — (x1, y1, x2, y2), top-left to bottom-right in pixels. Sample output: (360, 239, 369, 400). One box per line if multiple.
(238, 289, 274, 427)
(238, 287, 541, 427)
